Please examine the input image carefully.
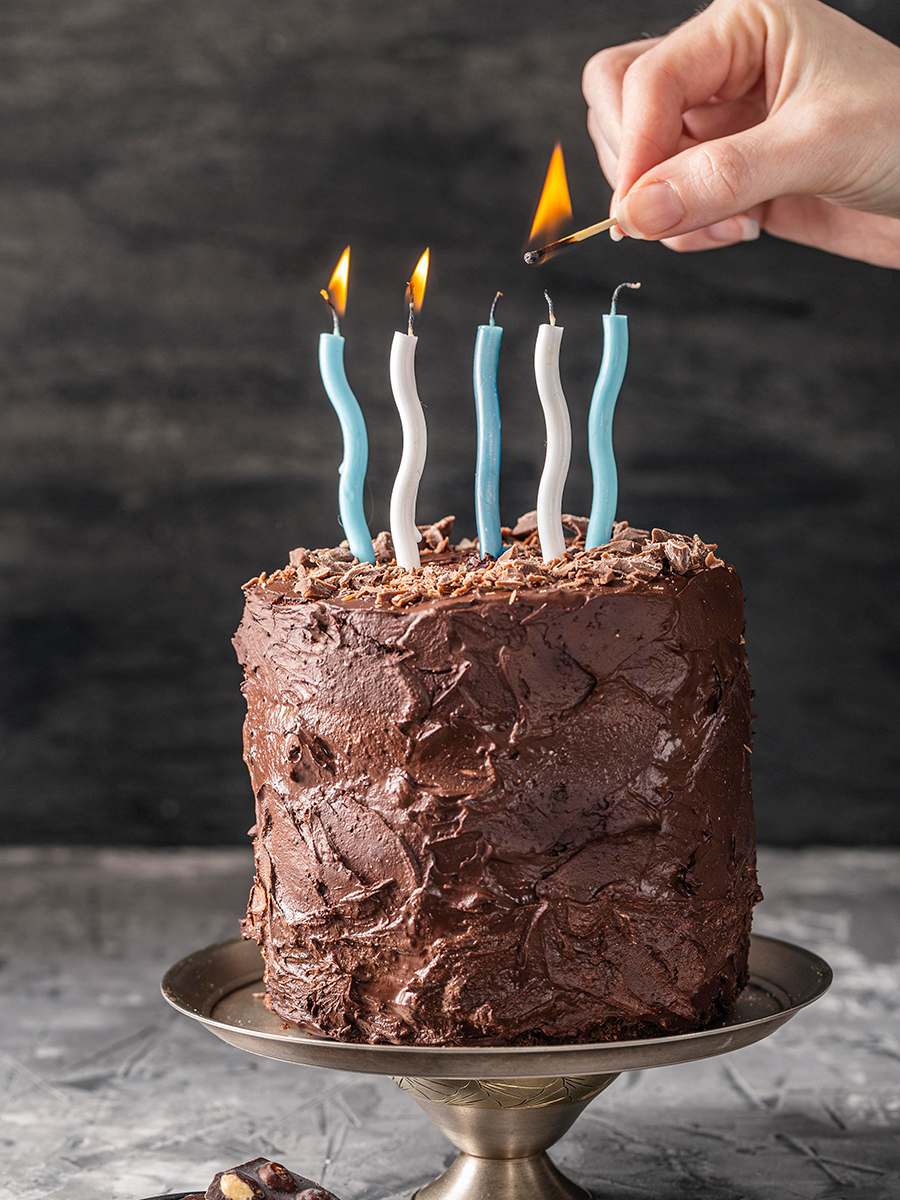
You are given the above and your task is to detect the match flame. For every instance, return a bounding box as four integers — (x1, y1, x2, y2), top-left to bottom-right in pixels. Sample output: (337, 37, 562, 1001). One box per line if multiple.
(406, 248, 430, 315)
(528, 143, 573, 247)
(323, 246, 350, 318)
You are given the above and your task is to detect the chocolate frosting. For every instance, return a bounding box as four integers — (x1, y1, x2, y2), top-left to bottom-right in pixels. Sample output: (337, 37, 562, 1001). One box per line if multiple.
(234, 521, 760, 1045)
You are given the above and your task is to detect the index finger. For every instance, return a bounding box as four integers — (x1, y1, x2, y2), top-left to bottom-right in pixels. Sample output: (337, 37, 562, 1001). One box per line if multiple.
(583, 38, 662, 159)
(616, 2, 774, 196)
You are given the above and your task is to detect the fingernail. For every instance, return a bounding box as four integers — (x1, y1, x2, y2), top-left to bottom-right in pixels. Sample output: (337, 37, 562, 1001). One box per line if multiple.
(609, 193, 624, 240)
(707, 216, 760, 243)
(618, 181, 684, 239)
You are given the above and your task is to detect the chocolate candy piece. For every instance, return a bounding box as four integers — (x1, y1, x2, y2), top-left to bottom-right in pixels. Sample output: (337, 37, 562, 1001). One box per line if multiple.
(206, 1159, 342, 1200)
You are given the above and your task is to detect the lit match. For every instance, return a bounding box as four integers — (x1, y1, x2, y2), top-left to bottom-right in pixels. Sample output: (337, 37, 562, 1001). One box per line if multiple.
(524, 216, 620, 265)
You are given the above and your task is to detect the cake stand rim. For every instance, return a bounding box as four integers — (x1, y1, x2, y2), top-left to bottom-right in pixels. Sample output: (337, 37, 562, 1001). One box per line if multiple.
(161, 933, 831, 1076)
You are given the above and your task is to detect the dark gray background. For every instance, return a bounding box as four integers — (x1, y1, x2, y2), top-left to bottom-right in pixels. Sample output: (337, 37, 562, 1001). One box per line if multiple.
(0, 0, 896, 846)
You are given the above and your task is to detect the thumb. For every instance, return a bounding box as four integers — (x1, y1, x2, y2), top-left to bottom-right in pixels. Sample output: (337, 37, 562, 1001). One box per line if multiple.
(615, 118, 811, 241)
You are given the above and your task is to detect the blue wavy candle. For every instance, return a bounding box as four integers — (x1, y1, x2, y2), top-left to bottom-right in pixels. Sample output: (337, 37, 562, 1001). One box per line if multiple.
(472, 291, 504, 559)
(318, 248, 374, 564)
(586, 282, 641, 550)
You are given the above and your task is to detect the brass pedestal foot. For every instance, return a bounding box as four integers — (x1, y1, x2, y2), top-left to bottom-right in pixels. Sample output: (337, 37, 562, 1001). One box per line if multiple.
(393, 1074, 619, 1200)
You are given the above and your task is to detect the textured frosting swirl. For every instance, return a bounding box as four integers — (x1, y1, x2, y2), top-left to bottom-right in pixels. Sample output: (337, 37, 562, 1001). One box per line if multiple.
(235, 520, 760, 1045)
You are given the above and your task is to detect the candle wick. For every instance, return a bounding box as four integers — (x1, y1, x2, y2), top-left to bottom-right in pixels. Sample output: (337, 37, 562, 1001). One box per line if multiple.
(544, 289, 556, 327)
(489, 291, 503, 326)
(320, 288, 341, 335)
(406, 283, 415, 337)
(610, 280, 641, 316)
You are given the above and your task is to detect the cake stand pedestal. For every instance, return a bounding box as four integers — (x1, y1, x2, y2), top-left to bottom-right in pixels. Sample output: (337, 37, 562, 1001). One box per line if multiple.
(162, 935, 830, 1200)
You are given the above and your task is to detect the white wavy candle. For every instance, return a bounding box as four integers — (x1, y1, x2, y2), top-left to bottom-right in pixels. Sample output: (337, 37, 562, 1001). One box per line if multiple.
(389, 329, 427, 568)
(534, 321, 571, 562)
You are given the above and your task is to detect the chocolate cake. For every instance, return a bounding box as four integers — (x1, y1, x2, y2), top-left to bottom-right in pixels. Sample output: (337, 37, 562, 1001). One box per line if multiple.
(234, 515, 760, 1046)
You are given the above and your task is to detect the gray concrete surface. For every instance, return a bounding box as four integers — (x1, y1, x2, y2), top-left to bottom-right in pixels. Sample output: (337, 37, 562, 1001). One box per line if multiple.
(1, 846, 898, 1199)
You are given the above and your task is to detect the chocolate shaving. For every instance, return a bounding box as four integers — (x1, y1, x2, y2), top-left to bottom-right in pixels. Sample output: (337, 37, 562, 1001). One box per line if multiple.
(299, 578, 335, 600)
(561, 513, 590, 536)
(619, 554, 663, 579)
(317, 548, 355, 566)
(420, 515, 456, 549)
(601, 540, 642, 557)
(250, 515, 727, 608)
(511, 510, 538, 536)
(664, 540, 692, 575)
(372, 530, 395, 562)
(498, 543, 530, 561)
(614, 525, 651, 543)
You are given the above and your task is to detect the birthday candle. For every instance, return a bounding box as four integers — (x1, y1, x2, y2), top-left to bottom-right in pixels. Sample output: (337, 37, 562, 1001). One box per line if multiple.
(473, 292, 503, 560)
(534, 290, 571, 563)
(586, 282, 641, 550)
(389, 249, 430, 569)
(318, 247, 374, 564)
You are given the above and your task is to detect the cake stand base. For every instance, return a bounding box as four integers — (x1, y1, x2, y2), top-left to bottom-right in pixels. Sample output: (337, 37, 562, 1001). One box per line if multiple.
(162, 935, 831, 1200)
(394, 1073, 617, 1200)
(412, 1148, 591, 1200)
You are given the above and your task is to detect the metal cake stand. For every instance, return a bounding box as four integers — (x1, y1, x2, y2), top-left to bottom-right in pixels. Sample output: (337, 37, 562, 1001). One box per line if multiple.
(162, 934, 831, 1200)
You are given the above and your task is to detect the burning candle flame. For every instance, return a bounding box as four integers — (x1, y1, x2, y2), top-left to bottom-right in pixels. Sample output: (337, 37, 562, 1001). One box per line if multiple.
(406, 248, 430, 316)
(528, 143, 573, 248)
(322, 246, 350, 318)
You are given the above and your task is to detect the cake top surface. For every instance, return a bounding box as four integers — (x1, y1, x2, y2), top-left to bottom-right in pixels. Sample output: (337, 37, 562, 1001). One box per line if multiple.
(243, 513, 726, 609)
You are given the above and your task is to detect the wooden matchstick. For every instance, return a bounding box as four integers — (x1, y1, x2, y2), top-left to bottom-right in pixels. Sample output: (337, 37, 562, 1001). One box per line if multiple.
(524, 216, 619, 265)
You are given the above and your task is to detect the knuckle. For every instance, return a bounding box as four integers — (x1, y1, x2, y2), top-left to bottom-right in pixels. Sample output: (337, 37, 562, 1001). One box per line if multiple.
(588, 38, 664, 99)
(622, 47, 663, 86)
(582, 46, 622, 93)
(622, 51, 683, 110)
(697, 141, 751, 205)
(621, 51, 649, 89)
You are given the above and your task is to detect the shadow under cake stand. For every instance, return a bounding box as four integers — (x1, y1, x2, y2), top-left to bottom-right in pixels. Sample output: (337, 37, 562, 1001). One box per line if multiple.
(162, 935, 831, 1200)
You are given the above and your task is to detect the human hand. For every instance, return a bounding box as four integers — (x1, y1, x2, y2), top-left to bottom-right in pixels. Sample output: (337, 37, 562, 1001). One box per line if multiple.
(583, 0, 900, 267)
